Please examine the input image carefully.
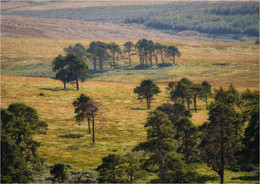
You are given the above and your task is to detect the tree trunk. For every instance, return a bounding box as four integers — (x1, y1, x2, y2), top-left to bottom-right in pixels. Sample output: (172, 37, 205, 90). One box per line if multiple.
(76, 78, 79, 91)
(112, 54, 116, 69)
(206, 98, 208, 109)
(150, 53, 153, 66)
(185, 134, 188, 162)
(63, 81, 67, 90)
(172, 55, 175, 64)
(161, 53, 164, 64)
(187, 99, 190, 110)
(99, 58, 103, 73)
(194, 95, 197, 112)
(93, 57, 97, 72)
(92, 114, 95, 143)
(220, 121, 224, 184)
(155, 54, 158, 65)
(128, 52, 131, 66)
(147, 97, 151, 109)
(87, 117, 91, 134)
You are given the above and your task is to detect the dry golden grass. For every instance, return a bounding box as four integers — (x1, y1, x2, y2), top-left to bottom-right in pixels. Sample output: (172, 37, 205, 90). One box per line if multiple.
(1, 75, 257, 169)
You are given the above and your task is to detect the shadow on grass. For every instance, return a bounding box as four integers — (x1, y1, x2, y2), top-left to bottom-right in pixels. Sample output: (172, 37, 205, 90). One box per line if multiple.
(59, 133, 85, 139)
(231, 175, 259, 181)
(196, 174, 219, 183)
(130, 107, 147, 110)
(40, 87, 75, 91)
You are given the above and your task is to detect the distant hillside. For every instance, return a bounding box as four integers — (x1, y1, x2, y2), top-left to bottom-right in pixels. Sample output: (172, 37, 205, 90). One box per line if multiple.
(1, 1, 259, 43)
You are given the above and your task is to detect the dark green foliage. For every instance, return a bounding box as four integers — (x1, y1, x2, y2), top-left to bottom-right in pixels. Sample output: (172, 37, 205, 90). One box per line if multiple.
(200, 81, 212, 109)
(1, 103, 48, 163)
(170, 78, 193, 109)
(241, 89, 259, 164)
(50, 163, 68, 183)
(1, 103, 48, 183)
(64, 43, 87, 59)
(134, 79, 161, 109)
(156, 102, 191, 125)
(214, 84, 241, 108)
(175, 118, 198, 162)
(86, 41, 109, 73)
(52, 54, 89, 90)
(199, 102, 244, 183)
(123, 41, 135, 66)
(1, 135, 32, 183)
(108, 42, 122, 69)
(167, 46, 181, 64)
(191, 83, 202, 112)
(96, 154, 123, 183)
(73, 94, 101, 143)
(121, 152, 147, 182)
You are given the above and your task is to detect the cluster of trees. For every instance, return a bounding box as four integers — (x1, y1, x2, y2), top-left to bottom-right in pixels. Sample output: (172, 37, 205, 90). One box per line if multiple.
(134, 78, 212, 111)
(1, 103, 48, 183)
(52, 41, 180, 90)
(96, 81, 259, 183)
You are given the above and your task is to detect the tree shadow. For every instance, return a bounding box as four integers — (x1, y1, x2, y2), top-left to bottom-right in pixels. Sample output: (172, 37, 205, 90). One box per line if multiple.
(231, 175, 259, 181)
(196, 174, 219, 183)
(40, 87, 75, 91)
(129, 107, 147, 110)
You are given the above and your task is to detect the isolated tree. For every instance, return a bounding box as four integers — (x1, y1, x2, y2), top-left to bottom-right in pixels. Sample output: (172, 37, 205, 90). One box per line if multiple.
(200, 81, 212, 109)
(73, 94, 91, 134)
(199, 102, 244, 183)
(134, 79, 161, 109)
(73, 94, 101, 143)
(50, 163, 68, 183)
(65, 54, 89, 90)
(108, 42, 122, 69)
(96, 154, 123, 183)
(52, 54, 89, 90)
(123, 41, 135, 66)
(191, 84, 202, 112)
(167, 45, 181, 64)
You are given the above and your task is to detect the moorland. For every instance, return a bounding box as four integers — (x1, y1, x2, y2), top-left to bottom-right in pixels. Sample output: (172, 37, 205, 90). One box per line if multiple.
(1, 0, 259, 183)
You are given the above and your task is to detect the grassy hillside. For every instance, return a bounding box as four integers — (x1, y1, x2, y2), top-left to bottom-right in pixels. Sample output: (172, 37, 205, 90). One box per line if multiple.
(2, 37, 259, 87)
(1, 75, 259, 183)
